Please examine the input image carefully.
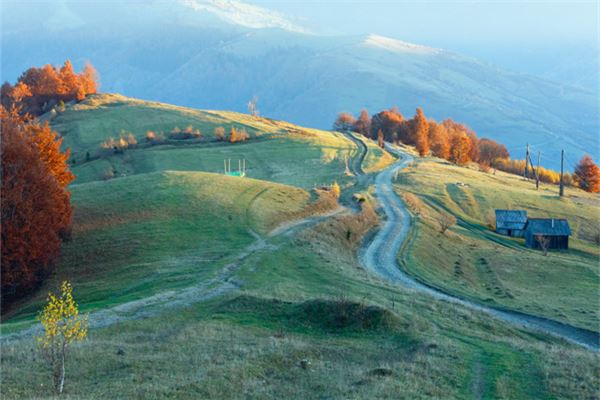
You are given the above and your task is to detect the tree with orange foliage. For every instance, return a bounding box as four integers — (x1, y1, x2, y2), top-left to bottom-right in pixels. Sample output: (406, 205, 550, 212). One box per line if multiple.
(1, 60, 98, 117)
(229, 127, 249, 143)
(371, 107, 403, 142)
(333, 112, 356, 132)
(354, 109, 371, 137)
(478, 138, 509, 166)
(411, 108, 429, 156)
(428, 121, 450, 159)
(448, 131, 471, 165)
(1, 108, 74, 305)
(573, 155, 600, 193)
(79, 62, 98, 96)
(59, 60, 80, 99)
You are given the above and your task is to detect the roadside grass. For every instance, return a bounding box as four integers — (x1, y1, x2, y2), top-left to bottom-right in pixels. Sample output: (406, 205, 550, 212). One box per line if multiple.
(360, 138, 396, 173)
(395, 157, 600, 331)
(2, 171, 334, 330)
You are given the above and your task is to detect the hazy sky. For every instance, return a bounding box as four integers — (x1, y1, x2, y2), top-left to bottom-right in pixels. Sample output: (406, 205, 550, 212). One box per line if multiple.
(249, 1, 598, 44)
(248, 0, 599, 73)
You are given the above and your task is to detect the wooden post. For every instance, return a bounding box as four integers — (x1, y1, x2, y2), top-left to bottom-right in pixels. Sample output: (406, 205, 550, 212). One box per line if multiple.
(536, 151, 541, 190)
(559, 150, 564, 197)
(224, 159, 226, 174)
(524, 143, 530, 180)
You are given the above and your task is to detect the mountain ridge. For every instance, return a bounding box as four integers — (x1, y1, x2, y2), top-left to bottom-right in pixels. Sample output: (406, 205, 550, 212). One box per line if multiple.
(1, 1, 597, 168)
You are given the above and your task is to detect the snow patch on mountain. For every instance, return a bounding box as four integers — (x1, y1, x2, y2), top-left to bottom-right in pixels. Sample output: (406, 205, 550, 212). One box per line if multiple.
(181, 0, 309, 33)
(362, 34, 440, 55)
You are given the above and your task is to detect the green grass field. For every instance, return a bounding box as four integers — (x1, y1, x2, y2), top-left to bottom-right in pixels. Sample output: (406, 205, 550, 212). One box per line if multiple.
(2, 197, 598, 399)
(2, 96, 599, 399)
(49, 94, 360, 188)
(395, 158, 600, 331)
(2, 171, 337, 331)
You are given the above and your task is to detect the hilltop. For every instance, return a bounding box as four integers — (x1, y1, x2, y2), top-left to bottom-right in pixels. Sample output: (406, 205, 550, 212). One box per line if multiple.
(47, 93, 370, 187)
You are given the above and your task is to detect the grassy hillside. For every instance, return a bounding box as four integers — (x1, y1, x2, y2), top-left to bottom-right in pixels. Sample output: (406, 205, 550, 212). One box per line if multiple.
(47, 94, 360, 188)
(395, 158, 600, 331)
(3, 194, 598, 399)
(3, 171, 337, 330)
(2, 98, 598, 398)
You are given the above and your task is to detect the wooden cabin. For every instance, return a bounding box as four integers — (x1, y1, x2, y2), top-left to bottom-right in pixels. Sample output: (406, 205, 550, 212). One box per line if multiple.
(495, 210, 527, 237)
(524, 218, 571, 250)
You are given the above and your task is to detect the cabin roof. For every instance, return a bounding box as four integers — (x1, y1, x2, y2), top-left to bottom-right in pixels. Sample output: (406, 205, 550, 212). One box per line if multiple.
(495, 209, 528, 230)
(525, 218, 571, 236)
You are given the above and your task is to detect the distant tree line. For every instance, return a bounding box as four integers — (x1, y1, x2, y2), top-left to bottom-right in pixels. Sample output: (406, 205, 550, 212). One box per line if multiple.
(334, 107, 599, 193)
(1, 60, 98, 117)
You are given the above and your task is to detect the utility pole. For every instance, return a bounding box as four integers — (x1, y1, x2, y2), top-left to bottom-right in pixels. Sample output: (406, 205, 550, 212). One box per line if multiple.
(524, 143, 530, 180)
(536, 151, 541, 190)
(559, 150, 564, 197)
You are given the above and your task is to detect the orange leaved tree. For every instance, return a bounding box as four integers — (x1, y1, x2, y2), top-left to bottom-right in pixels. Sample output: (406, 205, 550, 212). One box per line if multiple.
(1, 109, 74, 305)
(574, 155, 600, 193)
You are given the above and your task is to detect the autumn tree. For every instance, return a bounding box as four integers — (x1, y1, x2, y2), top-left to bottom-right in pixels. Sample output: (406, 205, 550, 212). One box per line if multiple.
(37, 281, 88, 395)
(354, 109, 371, 137)
(333, 112, 356, 132)
(448, 131, 471, 165)
(1, 60, 98, 117)
(428, 121, 450, 159)
(214, 126, 226, 141)
(573, 155, 600, 193)
(229, 127, 249, 143)
(330, 181, 341, 199)
(79, 62, 98, 96)
(370, 107, 403, 141)
(411, 108, 429, 156)
(438, 213, 457, 234)
(478, 138, 509, 166)
(1, 109, 74, 304)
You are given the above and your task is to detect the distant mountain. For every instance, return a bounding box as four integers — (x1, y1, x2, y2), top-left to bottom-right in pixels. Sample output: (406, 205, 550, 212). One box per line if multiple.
(2, 0, 597, 168)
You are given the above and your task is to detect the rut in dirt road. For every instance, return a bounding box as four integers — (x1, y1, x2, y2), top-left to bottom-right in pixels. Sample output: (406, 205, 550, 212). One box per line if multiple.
(360, 144, 599, 351)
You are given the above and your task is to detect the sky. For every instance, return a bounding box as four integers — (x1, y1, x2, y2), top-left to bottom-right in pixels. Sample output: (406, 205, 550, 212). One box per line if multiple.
(247, 0, 599, 74)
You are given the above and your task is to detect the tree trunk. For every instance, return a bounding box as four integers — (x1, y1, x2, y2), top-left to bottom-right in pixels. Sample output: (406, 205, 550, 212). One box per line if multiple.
(58, 344, 66, 394)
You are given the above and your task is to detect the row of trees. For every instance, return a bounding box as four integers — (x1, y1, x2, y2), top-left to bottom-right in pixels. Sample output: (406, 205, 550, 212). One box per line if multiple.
(335, 107, 508, 166)
(334, 108, 599, 193)
(1, 60, 98, 117)
(215, 126, 250, 143)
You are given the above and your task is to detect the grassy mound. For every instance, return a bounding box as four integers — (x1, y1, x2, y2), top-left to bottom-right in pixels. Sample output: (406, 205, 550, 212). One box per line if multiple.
(295, 299, 403, 332)
(47, 94, 360, 188)
(396, 157, 600, 331)
(214, 295, 408, 336)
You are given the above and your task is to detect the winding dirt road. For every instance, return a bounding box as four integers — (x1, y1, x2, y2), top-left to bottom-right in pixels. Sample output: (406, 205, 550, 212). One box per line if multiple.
(361, 144, 599, 351)
(2, 207, 348, 341)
